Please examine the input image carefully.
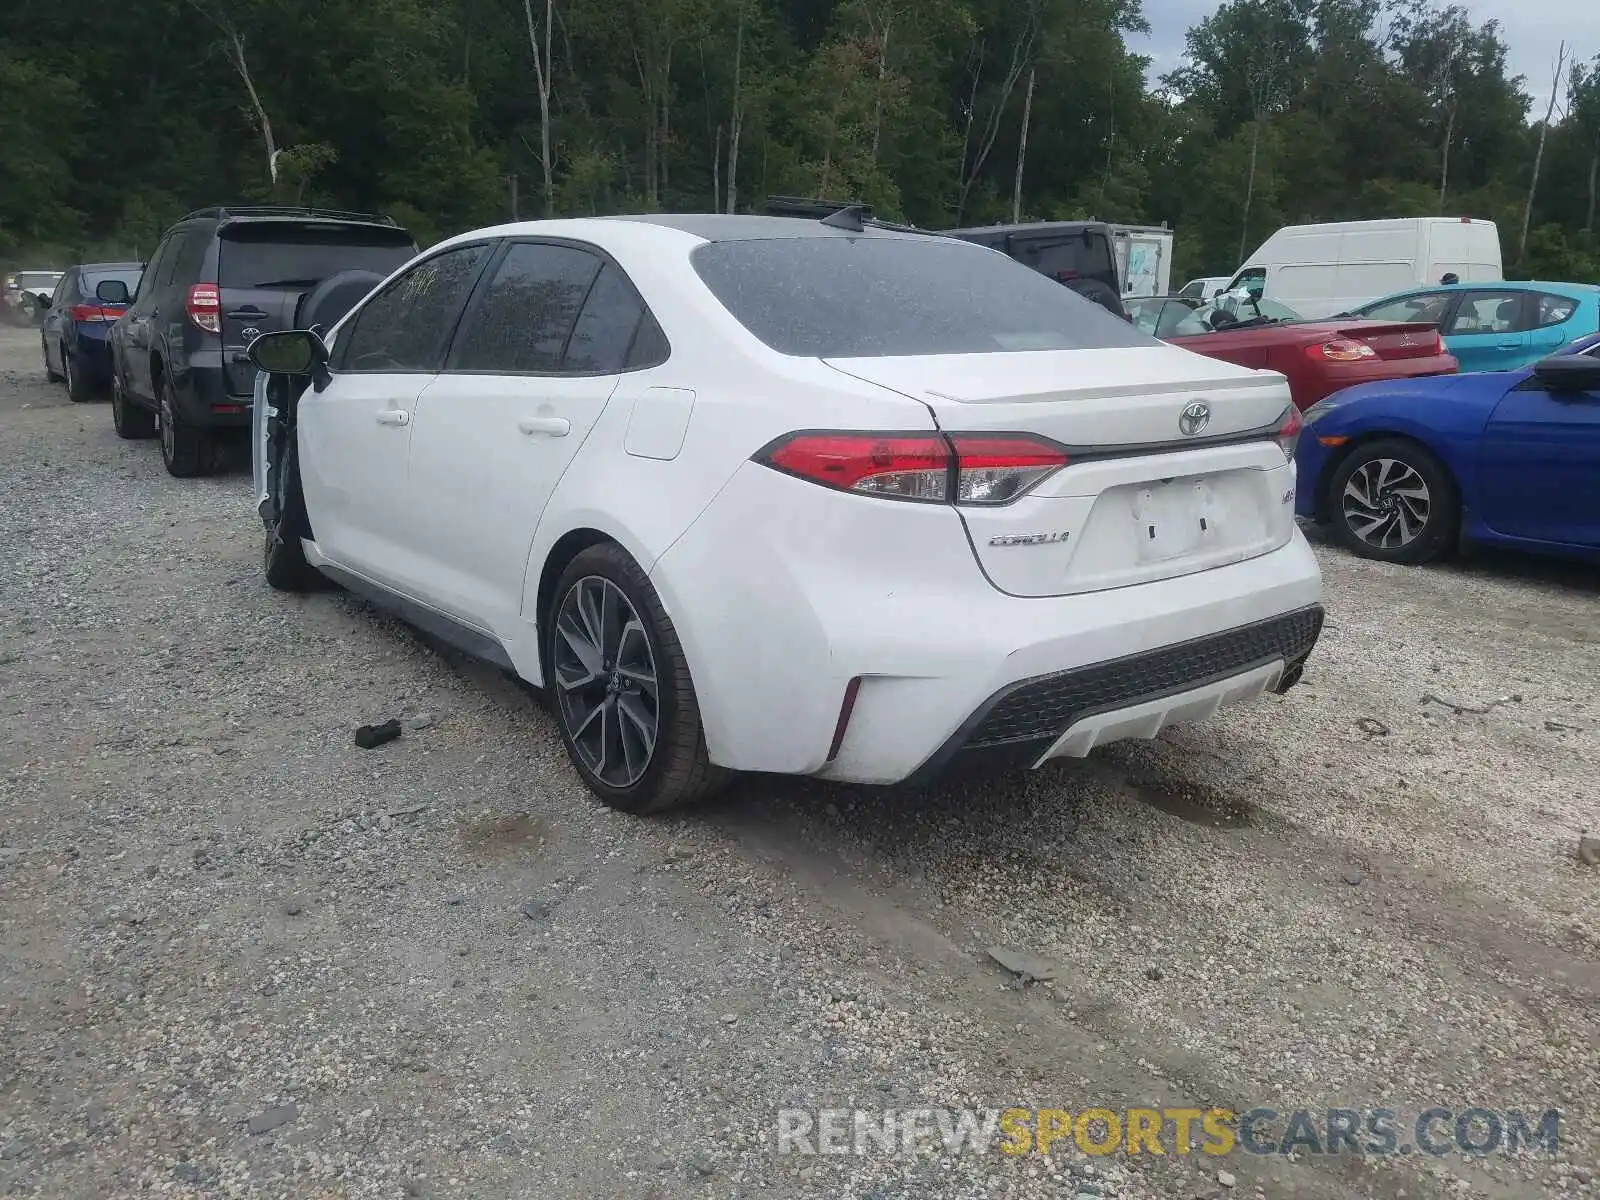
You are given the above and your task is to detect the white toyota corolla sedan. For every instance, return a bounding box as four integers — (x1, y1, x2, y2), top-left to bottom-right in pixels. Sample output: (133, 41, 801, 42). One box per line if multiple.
(248, 211, 1324, 813)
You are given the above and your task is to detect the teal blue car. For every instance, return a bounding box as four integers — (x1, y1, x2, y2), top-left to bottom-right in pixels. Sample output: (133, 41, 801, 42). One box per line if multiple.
(1344, 281, 1600, 373)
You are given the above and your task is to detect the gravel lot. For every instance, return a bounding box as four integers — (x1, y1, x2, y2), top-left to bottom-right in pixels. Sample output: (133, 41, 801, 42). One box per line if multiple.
(1, 321, 1597, 1200)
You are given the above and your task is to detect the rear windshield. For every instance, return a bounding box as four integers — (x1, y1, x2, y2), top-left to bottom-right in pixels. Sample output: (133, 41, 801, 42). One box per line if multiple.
(218, 225, 416, 288)
(82, 267, 142, 295)
(690, 237, 1153, 357)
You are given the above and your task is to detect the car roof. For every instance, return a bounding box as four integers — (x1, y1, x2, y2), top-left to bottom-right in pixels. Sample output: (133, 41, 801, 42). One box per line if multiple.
(77, 262, 141, 271)
(603, 213, 931, 242)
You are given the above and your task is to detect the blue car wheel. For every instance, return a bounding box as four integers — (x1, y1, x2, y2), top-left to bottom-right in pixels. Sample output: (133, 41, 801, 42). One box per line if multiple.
(1326, 438, 1460, 565)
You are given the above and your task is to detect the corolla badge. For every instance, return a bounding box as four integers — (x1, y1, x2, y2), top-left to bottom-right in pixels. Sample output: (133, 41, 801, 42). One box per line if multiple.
(988, 531, 1070, 546)
(1178, 401, 1211, 436)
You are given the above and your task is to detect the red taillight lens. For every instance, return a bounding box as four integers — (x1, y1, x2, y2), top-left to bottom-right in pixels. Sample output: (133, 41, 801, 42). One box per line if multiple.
(186, 283, 221, 334)
(1310, 338, 1377, 362)
(754, 431, 1068, 505)
(1276, 405, 1302, 461)
(947, 433, 1070, 504)
(69, 303, 123, 323)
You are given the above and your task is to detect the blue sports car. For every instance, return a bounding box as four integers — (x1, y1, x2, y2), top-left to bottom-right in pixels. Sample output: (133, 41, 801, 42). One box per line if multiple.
(1295, 332, 1600, 564)
(1343, 280, 1599, 374)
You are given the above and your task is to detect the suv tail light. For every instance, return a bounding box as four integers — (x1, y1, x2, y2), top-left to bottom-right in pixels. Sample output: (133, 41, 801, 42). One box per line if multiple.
(69, 303, 122, 323)
(1276, 405, 1302, 461)
(1308, 338, 1377, 362)
(755, 431, 1069, 506)
(186, 283, 221, 334)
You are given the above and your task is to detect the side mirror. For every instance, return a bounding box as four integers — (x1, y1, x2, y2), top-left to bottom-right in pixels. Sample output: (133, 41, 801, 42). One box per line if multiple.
(248, 329, 330, 381)
(95, 279, 131, 305)
(1531, 354, 1600, 394)
(36, 294, 51, 310)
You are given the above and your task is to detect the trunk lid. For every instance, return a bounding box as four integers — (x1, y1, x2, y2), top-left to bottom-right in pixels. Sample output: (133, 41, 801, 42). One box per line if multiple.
(824, 346, 1300, 597)
(216, 221, 415, 395)
(1326, 320, 1445, 360)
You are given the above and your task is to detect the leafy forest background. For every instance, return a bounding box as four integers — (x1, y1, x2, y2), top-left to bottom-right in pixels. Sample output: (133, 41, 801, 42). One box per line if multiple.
(3, 0, 1599, 283)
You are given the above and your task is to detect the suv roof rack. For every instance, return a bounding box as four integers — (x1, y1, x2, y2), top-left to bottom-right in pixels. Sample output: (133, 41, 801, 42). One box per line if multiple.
(180, 205, 399, 226)
(762, 195, 925, 235)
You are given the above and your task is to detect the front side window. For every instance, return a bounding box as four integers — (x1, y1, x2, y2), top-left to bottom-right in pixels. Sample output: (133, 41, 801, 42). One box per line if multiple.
(1229, 267, 1265, 296)
(1358, 292, 1449, 324)
(449, 243, 600, 373)
(691, 236, 1154, 358)
(336, 243, 492, 373)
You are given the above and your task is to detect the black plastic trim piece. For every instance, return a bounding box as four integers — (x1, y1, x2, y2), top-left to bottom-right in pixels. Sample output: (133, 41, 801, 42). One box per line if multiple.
(903, 604, 1324, 788)
(313, 562, 517, 671)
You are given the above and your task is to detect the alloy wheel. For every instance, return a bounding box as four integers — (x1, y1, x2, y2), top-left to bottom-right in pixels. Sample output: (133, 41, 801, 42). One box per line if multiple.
(552, 576, 659, 789)
(1342, 457, 1430, 550)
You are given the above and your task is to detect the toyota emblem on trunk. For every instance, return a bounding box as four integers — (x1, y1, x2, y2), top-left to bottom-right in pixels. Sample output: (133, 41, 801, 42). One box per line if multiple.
(1178, 402, 1211, 436)
(241, 327, 261, 342)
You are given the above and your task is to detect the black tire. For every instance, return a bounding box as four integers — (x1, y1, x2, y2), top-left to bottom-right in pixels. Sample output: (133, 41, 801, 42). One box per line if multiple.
(43, 337, 63, 383)
(263, 442, 327, 593)
(1327, 437, 1459, 565)
(111, 373, 157, 439)
(544, 543, 727, 813)
(63, 349, 94, 402)
(158, 371, 216, 478)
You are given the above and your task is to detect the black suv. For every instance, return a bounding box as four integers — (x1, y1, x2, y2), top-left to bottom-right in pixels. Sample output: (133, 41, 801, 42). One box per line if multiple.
(762, 199, 1122, 312)
(946, 221, 1122, 300)
(106, 206, 417, 476)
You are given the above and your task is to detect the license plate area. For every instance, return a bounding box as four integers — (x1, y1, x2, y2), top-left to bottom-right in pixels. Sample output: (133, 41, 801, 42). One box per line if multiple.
(1131, 479, 1223, 563)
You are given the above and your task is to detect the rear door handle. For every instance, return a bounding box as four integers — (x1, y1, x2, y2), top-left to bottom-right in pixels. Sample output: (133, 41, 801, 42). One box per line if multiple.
(518, 415, 570, 437)
(1496, 340, 1521, 348)
(228, 307, 269, 320)
(375, 409, 411, 427)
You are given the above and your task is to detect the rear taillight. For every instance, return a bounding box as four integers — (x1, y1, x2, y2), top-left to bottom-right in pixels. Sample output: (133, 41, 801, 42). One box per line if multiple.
(1276, 405, 1302, 461)
(186, 283, 221, 334)
(754, 431, 1069, 506)
(69, 303, 122, 323)
(1309, 338, 1377, 362)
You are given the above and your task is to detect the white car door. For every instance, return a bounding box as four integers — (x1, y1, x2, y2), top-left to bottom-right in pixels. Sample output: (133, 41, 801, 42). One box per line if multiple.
(403, 242, 669, 634)
(297, 241, 495, 589)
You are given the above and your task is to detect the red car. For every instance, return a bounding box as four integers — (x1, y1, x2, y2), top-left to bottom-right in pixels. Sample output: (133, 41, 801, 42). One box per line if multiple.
(1127, 294, 1459, 410)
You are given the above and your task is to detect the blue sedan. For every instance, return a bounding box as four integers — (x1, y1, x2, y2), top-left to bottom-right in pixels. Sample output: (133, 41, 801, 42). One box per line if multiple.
(40, 262, 142, 402)
(1295, 332, 1600, 564)
(1344, 280, 1599, 373)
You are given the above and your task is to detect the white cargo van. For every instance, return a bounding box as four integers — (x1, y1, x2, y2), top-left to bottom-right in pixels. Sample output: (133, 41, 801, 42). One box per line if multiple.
(1225, 217, 1502, 319)
(1109, 224, 1174, 298)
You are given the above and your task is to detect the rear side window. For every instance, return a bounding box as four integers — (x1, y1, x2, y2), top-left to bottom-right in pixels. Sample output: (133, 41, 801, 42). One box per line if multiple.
(219, 225, 416, 289)
(690, 237, 1154, 358)
(1534, 293, 1578, 329)
(336, 243, 492, 373)
(82, 267, 142, 297)
(1446, 292, 1531, 335)
(565, 263, 656, 373)
(169, 229, 209, 287)
(449, 243, 601, 373)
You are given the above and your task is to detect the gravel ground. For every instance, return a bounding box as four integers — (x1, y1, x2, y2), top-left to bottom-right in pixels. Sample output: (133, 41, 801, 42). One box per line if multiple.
(1, 322, 1597, 1200)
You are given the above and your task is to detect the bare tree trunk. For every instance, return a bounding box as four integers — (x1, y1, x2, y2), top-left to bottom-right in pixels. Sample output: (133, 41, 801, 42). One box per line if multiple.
(725, 1, 745, 214)
(1520, 43, 1568, 265)
(183, 4, 278, 187)
(956, 19, 1035, 223)
(712, 124, 721, 214)
(1240, 118, 1262, 264)
(871, 14, 892, 160)
(1586, 144, 1598, 233)
(509, 173, 519, 219)
(1011, 66, 1035, 224)
(1437, 103, 1455, 213)
(955, 40, 983, 217)
(632, 44, 659, 208)
(1099, 63, 1116, 213)
(522, 0, 556, 215)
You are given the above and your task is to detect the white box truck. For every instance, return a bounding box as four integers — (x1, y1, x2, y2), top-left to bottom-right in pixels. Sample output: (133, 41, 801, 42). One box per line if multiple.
(1225, 217, 1502, 318)
(1110, 224, 1174, 298)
